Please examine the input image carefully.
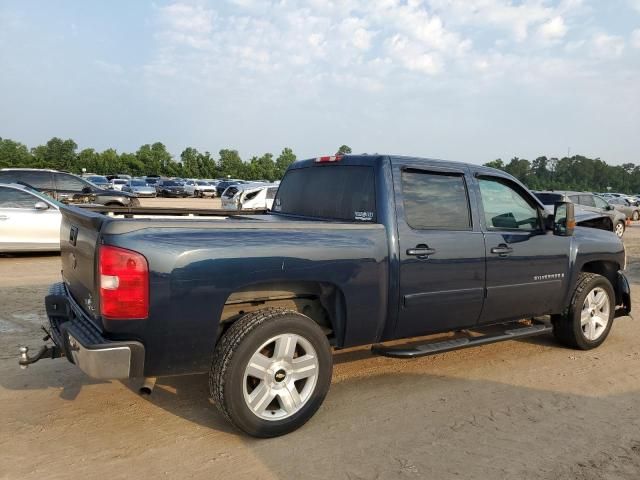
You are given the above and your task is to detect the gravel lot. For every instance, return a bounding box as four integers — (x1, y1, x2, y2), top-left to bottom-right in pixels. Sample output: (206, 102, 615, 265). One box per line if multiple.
(1, 217, 639, 480)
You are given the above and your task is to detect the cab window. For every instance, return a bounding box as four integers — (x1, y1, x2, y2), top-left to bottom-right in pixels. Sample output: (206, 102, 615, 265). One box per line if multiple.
(478, 178, 540, 231)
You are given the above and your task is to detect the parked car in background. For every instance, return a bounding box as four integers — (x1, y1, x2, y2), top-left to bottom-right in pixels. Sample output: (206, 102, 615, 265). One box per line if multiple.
(0, 183, 62, 252)
(215, 179, 246, 197)
(122, 179, 157, 198)
(109, 178, 128, 191)
(607, 197, 640, 221)
(84, 175, 110, 188)
(184, 179, 217, 197)
(534, 190, 627, 238)
(221, 183, 278, 210)
(0, 169, 139, 207)
(155, 179, 188, 198)
(144, 175, 161, 187)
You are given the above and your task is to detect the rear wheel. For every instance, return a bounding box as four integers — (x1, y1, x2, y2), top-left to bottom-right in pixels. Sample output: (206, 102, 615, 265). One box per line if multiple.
(210, 308, 332, 437)
(615, 221, 625, 237)
(633, 211, 639, 221)
(552, 272, 615, 350)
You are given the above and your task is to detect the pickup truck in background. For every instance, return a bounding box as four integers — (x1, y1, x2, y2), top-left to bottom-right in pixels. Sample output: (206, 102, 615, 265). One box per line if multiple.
(19, 154, 631, 437)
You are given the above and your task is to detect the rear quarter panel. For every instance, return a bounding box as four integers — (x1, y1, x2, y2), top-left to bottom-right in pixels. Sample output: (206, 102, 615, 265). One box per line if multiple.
(103, 223, 388, 376)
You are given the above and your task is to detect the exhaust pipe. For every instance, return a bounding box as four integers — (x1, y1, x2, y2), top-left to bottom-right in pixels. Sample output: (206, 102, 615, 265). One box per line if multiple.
(139, 377, 157, 395)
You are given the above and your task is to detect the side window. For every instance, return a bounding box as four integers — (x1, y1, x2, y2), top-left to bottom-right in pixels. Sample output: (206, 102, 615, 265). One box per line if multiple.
(0, 187, 38, 209)
(568, 195, 580, 204)
(401, 170, 471, 230)
(11, 171, 54, 190)
(55, 173, 89, 192)
(478, 177, 540, 231)
(594, 196, 609, 209)
(579, 195, 596, 207)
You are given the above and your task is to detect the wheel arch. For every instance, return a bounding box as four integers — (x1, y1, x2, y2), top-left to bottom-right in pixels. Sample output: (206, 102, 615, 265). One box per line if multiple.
(219, 281, 347, 347)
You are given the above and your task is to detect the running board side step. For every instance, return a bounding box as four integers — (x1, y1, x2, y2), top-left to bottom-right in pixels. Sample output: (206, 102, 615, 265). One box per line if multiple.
(371, 323, 553, 358)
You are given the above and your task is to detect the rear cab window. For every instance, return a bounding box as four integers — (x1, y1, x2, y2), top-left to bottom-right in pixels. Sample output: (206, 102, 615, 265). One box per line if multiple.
(274, 165, 376, 222)
(400, 170, 471, 230)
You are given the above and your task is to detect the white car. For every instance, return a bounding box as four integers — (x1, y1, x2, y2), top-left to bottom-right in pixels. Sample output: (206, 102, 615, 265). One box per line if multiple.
(184, 180, 217, 197)
(0, 183, 62, 252)
(110, 179, 128, 191)
(221, 183, 279, 210)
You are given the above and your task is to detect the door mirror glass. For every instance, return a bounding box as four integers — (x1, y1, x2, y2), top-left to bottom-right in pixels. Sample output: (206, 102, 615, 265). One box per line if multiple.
(81, 186, 92, 194)
(34, 201, 49, 210)
(554, 201, 575, 236)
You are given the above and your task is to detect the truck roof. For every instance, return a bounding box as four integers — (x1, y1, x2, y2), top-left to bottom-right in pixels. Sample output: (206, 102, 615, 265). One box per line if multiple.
(290, 154, 505, 177)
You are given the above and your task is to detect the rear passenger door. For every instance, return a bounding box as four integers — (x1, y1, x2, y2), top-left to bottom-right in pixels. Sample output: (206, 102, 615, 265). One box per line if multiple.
(475, 174, 571, 324)
(54, 173, 91, 202)
(393, 165, 486, 339)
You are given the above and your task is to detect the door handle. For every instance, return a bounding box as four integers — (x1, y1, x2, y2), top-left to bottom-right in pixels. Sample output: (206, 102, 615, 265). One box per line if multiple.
(491, 244, 513, 256)
(406, 245, 436, 258)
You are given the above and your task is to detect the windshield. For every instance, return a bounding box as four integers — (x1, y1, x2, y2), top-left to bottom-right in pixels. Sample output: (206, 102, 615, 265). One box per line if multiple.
(87, 176, 108, 185)
(197, 181, 208, 185)
(130, 180, 146, 186)
(533, 192, 563, 205)
(274, 165, 376, 221)
(163, 181, 182, 186)
(113, 179, 127, 184)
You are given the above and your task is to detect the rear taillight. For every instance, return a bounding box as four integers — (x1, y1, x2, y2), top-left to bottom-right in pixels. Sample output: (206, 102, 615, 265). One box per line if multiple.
(99, 245, 149, 319)
(315, 155, 343, 163)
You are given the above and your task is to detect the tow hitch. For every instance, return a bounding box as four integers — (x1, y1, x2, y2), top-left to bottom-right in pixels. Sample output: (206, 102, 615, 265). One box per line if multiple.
(18, 328, 64, 369)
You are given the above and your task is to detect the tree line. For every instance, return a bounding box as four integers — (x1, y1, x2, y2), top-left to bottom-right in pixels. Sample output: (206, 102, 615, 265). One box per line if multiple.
(3, 137, 634, 193)
(0, 137, 356, 181)
(485, 155, 640, 194)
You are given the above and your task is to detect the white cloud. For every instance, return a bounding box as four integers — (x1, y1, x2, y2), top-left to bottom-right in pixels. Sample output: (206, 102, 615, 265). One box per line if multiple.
(537, 16, 568, 42)
(631, 29, 640, 49)
(385, 34, 443, 75)
(590, 33, 625, 59)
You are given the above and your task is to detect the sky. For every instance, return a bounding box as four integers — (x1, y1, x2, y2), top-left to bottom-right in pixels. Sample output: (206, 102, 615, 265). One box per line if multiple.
(0, 0, 639, 165)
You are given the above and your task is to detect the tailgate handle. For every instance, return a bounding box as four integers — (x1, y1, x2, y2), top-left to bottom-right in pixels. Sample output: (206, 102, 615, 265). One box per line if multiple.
(69, 226, 79, 246)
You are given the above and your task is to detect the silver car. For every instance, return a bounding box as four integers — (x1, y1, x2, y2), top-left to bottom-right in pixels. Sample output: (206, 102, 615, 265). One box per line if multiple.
(122, 179, 157, 198)
(0, 183, 62, 252)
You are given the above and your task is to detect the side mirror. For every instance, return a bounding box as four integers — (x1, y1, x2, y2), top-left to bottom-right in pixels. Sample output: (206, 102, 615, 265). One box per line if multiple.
(81, 186, 92, 194)
(34, 201, 49, 210)
(554, 201, 575, 236)
(606, 205, 614, 211)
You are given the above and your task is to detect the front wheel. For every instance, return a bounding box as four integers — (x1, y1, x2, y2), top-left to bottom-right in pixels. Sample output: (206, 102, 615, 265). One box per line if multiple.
(633, 211, 639, 221)
(615, 221, 625, 238)
(552, 272, 615, 350)
(210, 308, 332, 437)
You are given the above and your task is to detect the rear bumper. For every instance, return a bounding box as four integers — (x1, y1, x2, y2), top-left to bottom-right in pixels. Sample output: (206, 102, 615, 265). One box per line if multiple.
(45, 282, 145, 379)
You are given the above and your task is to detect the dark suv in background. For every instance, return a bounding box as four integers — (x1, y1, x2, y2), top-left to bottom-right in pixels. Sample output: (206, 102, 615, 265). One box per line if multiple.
(534, 190, 627, 238)
(0, 169, 139, 207)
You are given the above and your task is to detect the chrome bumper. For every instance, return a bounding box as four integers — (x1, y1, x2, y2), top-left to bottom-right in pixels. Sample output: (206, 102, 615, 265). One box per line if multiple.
(43, 282, 145, 379)
(66, 332, 143, 379)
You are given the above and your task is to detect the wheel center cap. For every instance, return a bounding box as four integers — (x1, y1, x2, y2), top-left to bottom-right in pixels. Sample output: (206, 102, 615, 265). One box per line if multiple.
(274, 369, 287, 382)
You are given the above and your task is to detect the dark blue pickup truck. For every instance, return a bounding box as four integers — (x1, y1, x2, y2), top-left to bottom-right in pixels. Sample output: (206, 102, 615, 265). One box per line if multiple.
(20, 154, 631, 437)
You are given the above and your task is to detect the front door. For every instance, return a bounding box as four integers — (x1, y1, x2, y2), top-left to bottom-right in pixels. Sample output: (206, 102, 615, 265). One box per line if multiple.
(394, 165, 486, 339)
(475, 174, 571, 324)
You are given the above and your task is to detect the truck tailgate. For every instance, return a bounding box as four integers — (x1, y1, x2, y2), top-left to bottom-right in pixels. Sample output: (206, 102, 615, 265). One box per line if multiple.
(60, 206, 106, 323)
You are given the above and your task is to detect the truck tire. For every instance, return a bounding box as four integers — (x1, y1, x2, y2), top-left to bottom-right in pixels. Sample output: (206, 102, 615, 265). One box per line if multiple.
(552, 272, 615, 350)
(210, 308, 332, 437)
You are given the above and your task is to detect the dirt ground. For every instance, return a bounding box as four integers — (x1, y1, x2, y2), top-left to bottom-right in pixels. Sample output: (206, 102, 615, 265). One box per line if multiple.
(1, 219, 640, 480)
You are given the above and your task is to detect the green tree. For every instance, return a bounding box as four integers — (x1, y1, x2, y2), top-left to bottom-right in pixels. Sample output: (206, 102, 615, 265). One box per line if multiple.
(484, 159, 504, 170)
(0, 138, 33, 168)
(218, 149, 245, 178)
(275, 147, 296, 178)
(337, 144, 352, 155)
(31, 137, 77, 171)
